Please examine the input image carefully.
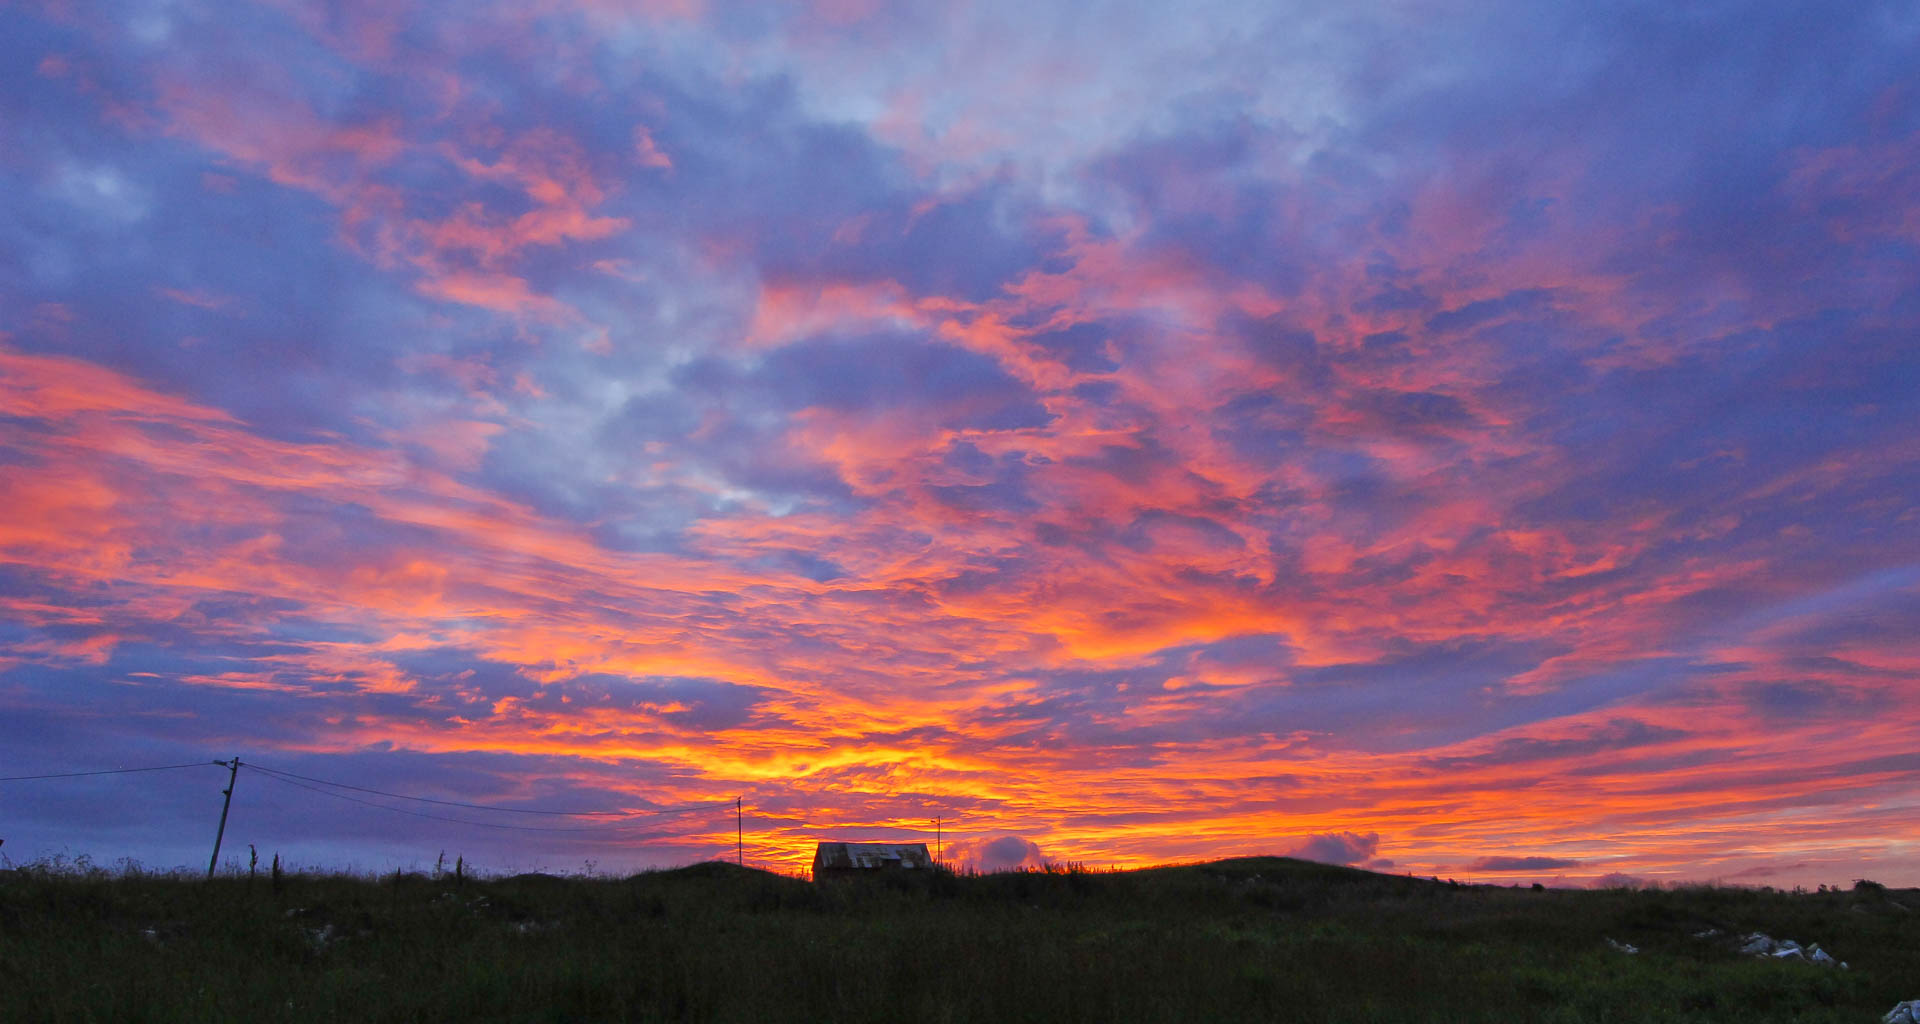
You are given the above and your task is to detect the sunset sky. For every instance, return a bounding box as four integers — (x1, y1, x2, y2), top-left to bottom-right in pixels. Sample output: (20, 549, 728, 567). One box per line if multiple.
(2, 0, 1917, 884)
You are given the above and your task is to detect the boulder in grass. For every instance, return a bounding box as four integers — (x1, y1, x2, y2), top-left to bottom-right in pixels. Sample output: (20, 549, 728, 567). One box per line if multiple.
(1883, 1000, 1920, 1024)
(1736, 932, 1844, 966)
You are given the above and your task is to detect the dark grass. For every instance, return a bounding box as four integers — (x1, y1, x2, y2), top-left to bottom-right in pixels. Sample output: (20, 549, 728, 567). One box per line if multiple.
(1, 855, 1914, 1022)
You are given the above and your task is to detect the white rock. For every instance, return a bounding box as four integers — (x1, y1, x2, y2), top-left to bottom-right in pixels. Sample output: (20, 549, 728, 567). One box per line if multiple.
(1739, 933, 1773, 955)
(1606, 938, 1639, 954)
(1883, 1000, 1920, 1024)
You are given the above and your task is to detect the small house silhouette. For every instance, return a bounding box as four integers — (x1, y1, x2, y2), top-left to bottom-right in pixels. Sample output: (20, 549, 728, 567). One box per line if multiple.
(812, 842, 933, 880)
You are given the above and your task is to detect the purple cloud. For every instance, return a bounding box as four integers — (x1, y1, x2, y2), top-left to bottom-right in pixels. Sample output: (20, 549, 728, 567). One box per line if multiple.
(1286, 833, 1381, 867)
(949, 835, 1048, 873)
(1467, 856, 1581, 872)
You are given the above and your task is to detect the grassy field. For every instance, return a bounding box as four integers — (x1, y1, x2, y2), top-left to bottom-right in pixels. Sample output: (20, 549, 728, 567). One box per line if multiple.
(0, 855, 1914, 1022)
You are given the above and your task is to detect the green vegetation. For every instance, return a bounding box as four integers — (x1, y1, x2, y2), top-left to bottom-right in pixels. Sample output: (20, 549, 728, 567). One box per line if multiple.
(1, 855, 1914, 1022)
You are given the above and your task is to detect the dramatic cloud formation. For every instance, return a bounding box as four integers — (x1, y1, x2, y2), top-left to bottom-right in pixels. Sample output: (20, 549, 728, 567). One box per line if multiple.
(1, 1, 1916, 885)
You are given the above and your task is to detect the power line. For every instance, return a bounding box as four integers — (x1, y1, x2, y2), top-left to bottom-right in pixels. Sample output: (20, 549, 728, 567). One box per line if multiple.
(250, 769, 720, 836)
(0, 761, 220, 782)
(244, 761, 731, 818)
(0, 757, 738, 847)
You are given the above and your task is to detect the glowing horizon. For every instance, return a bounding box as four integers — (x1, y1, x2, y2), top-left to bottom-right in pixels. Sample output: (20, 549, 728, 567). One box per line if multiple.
(2, 0, 1917, 886)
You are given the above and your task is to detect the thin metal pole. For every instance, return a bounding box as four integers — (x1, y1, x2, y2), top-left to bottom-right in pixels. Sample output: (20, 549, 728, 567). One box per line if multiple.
(935, 816, 941, 862)
(736, 796, 742, 866)
(206, 757, 241, 879)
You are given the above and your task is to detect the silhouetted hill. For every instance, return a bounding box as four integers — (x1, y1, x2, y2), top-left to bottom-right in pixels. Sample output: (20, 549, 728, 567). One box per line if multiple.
(1, 856, 1912, 1021)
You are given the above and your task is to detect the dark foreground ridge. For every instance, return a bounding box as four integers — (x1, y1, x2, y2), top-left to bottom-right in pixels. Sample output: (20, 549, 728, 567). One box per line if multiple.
(1, 855, 1914, 1022)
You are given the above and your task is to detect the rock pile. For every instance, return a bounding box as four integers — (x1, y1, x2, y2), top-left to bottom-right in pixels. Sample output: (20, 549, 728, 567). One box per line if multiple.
(1884, 1000, 1920, 1024)
(1738, 932, 1845, 968)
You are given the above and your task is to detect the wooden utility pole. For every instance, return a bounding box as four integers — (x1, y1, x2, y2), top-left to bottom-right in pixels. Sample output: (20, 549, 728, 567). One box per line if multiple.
(736, 797, 743, 866)
(935, 816, 942, 862)
(206, 757, 241, 879)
